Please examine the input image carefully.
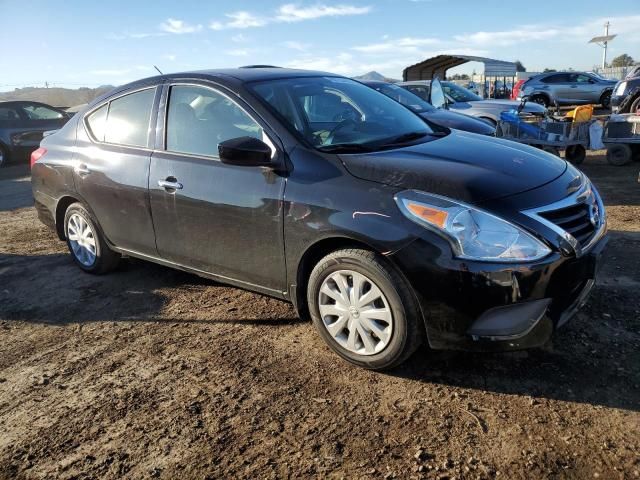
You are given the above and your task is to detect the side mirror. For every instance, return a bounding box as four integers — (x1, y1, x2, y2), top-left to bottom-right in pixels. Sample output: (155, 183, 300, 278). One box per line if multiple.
(218, 136, 273, 167)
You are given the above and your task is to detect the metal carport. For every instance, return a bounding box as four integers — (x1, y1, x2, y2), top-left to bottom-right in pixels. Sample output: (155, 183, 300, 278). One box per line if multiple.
(403, 55, 517, 81)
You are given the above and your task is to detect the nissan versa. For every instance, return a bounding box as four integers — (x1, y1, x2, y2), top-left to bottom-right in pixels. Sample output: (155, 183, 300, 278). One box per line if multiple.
(31, 68, 607, 370)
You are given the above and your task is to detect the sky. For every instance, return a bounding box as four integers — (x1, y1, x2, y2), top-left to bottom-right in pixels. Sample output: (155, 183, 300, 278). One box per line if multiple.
(1, 0, 639, 90)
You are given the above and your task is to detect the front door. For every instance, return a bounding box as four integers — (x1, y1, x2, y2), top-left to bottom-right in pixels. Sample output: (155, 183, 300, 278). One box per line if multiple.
(73, 87, 160, 256)
(148, 83, 286, 293)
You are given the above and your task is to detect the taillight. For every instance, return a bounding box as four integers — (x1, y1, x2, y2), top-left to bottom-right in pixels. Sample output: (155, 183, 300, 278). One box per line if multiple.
(30, 147, 47, 169)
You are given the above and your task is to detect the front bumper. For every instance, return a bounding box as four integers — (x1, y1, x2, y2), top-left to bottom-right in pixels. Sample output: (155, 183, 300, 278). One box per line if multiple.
(390, 233, 607, 352)
(610, 94, 626, 113)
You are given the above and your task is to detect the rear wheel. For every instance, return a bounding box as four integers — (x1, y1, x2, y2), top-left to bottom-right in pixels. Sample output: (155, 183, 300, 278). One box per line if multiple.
(307, 248, 423, 370)
(606, 144, 633, 166)
(564, 144, 586, 165)
(600, 90, 612, 109)
(64, 203, 120, 274)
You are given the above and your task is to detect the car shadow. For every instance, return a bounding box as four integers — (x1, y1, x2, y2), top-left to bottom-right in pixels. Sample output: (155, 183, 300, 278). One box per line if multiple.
(0, 253, 301, 327)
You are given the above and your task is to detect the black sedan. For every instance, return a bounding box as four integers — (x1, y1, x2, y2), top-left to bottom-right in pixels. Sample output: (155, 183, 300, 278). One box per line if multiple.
(31, 68, 606, 370)
(360, 80, 495, 135)
(0, 101, 69, 167)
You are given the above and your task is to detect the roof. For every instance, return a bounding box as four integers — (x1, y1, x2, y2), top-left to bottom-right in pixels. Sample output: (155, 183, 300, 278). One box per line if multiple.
(403, 55, 517, 81)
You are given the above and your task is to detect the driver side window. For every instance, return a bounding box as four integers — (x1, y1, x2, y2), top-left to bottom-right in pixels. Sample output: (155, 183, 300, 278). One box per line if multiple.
(166, 85, 263, 157)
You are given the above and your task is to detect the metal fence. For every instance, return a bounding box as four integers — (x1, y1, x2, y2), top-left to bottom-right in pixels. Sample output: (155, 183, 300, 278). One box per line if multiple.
(593, 66, 633, 80)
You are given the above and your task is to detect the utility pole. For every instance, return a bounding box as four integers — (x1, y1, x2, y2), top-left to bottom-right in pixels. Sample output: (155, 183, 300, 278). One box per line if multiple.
(602, 21, 610, 69)
(588, 22, 616, 70)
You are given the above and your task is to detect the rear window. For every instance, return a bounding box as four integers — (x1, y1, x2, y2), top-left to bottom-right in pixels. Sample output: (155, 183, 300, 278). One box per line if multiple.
(86, 104, 108, 141)
(541, 74, 570, 84)
(104, 89, 155, 147)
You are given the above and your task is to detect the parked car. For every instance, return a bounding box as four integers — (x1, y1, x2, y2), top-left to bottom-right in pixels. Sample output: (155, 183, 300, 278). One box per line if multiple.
(360, 80, 495, 136)
(0, 101, 70, 167)
(32, 68, 607, 370)
(397, 80, 546, 125)
(611, 67, 640, 114)
(517, 71, 617, 108)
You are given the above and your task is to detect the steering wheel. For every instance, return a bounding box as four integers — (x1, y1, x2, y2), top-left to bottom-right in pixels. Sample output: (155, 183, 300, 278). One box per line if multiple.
(326, 119, 357, 144)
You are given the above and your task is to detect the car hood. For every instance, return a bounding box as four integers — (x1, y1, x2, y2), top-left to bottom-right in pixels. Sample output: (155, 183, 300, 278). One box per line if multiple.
(468, 99, 546, 114)
(421, 110, 495, 135)
(338, 130, 567, 203)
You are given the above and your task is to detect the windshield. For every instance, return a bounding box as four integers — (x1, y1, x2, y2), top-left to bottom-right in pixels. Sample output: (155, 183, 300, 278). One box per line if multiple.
(373, 83, 435, 113)
(250, 76, 433, 152)
(442, 82, 483, 102)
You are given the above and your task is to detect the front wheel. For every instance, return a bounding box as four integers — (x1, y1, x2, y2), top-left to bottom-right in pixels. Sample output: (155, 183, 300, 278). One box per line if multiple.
(606, 144, 633, 166)
(307, 248, 423, 370)
(564, 144, 586, 165)
(600, 91, 612, 109)
(64, 203, 120, 274)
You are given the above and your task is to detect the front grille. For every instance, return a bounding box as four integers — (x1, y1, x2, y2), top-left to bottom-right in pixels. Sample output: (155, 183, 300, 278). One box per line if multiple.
(538, 203, 596, 247)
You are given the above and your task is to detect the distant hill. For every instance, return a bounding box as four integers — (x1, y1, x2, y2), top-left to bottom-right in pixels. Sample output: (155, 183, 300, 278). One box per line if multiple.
(0, 86, 115, 109)
(353, 71, 400, 83)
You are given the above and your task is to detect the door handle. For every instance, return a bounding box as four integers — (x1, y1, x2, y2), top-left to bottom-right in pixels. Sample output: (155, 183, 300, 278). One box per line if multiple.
(158, 178, 183, 191)
(74, 164, 91, 175)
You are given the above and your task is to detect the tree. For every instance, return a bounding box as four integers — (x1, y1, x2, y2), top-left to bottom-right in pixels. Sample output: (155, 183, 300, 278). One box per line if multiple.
(543, 68, 557, 73)
(611, 54, 635, 67)
(514, 60, 526, 72)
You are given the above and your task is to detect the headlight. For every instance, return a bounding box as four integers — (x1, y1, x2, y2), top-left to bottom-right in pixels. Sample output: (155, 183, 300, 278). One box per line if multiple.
(615, 81, 627, 96)
(395, 190, 551, 262)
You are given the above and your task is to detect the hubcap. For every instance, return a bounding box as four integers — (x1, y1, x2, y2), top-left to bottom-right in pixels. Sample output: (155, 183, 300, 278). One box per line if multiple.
(67, 213, 97, 267)
(318, 270, 393, 356)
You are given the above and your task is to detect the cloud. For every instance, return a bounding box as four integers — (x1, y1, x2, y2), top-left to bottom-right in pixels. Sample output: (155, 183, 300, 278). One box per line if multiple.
(282, 40, 311, 51)
(454, 28, 560, 47)
(210, 11, 268, 30)
(210, 3, 371, 30)
(231, 33, 249, 43)
(89, 66, 151, 77)
(275, 3, 371, 22)
(163, 54, 177, 61)
(225, 49, 251, 57)
(352, 36, 440, 54)
(159, 18, 203, 34)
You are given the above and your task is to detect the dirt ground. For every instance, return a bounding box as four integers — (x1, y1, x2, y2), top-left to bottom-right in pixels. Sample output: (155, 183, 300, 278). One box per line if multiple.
(0, 153, 639, 480)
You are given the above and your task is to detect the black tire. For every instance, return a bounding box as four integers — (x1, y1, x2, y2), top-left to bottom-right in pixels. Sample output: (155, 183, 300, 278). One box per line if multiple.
(63, 202, 120, 274)
(630, 96, 640, 115)
(606, 144, 633, 166)
(530, 95, 549, 108)
(564, 144, 586, 165)
(0, 143, 9, 168)
(307, 248, 423, 370)
(600, 90, 612, 109)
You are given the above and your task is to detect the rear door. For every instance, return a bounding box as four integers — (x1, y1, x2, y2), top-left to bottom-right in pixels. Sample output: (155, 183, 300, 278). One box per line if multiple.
(148, 82, 286, 293)
(73, 86, 160, 256)
(541, 73, 572, 104)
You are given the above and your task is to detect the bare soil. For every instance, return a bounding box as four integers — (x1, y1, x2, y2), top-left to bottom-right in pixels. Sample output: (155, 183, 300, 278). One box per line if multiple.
(0, 154, 639, 479)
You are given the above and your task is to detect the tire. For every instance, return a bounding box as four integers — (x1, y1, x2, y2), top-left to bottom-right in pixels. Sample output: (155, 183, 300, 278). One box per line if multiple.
(630, 96, 640, 115)
(564, 144, 586, 165)
(600, 90, 612, 109)
(530, 95, 549, 108)
(307, 248, 423, 370)
(0, 144, 9, 168)
(63, 202, 120, 274)
(606, 144, 633, 166)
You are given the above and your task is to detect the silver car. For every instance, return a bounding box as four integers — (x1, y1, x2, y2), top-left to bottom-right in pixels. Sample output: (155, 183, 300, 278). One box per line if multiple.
(517, 71, 617, 108)
(397, 80, 546, 125)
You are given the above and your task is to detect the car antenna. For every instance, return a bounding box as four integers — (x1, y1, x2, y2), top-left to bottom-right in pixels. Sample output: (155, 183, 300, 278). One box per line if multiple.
(153, 65, 164, 75)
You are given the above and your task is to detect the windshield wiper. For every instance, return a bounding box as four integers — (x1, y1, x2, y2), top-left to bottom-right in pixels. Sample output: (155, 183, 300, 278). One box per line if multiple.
(378, 130, 445, 147)
(317, 143, 375, 153)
